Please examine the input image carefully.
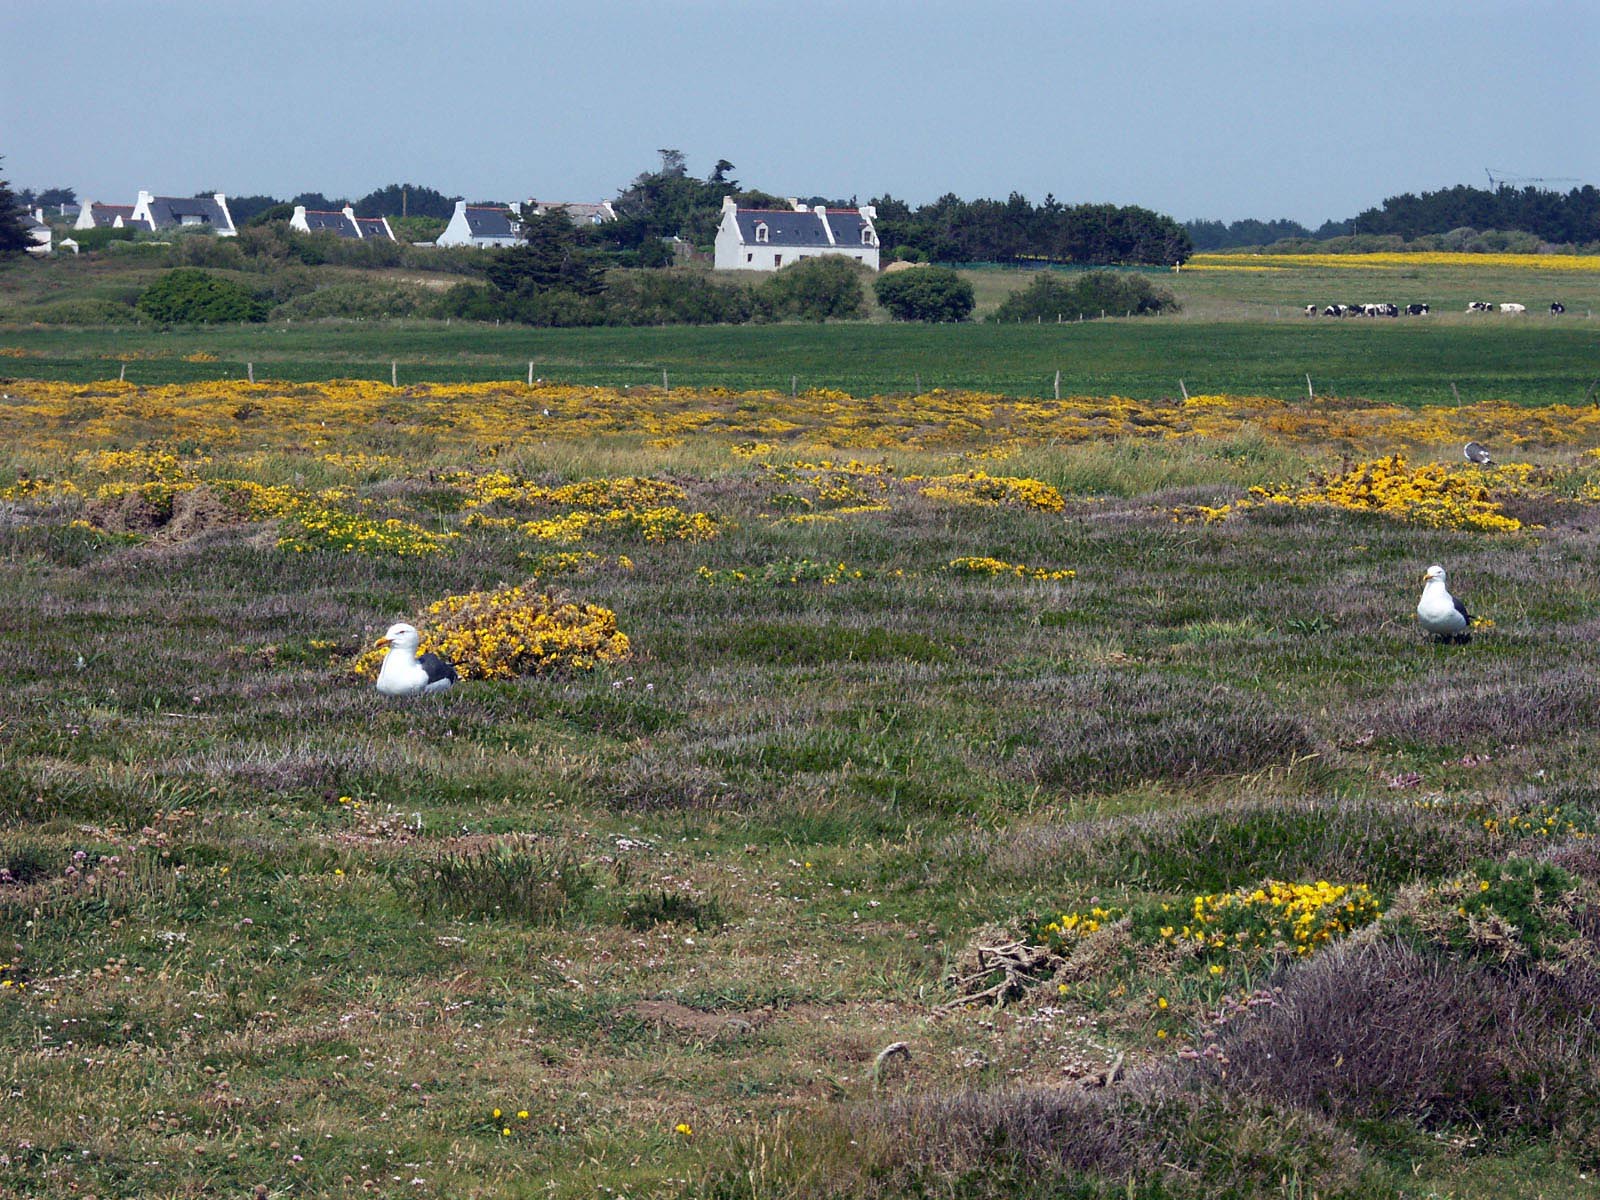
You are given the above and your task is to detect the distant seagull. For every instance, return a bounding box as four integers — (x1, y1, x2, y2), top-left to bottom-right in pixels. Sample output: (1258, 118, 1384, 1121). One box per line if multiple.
(1417, 564, 1473, 644)
(374, 623, 458, 696)
(1463, 441, 1494, 466)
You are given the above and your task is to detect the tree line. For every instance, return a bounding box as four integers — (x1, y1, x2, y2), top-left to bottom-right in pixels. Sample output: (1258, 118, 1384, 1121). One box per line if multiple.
(1187, 183, 1600, 250)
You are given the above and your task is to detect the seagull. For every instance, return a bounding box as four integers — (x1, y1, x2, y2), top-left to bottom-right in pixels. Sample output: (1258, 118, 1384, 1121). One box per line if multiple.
(373, 623, 458, 696)
(1417, 564, 1473, 644)
(1463, 441, 1494, 466)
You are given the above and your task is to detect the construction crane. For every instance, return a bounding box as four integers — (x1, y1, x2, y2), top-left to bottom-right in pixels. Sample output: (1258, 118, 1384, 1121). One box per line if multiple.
(1485, 168, 1581, 190)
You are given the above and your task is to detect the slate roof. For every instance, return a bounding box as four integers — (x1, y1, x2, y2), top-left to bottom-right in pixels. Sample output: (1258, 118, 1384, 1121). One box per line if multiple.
(463, 206, 518, 239)
(824, 209, 876, 247)
(354, 217, 394, 241)
(145, 195, 232, 231)
(85, 203, 135, 227)
(733, 209, 832, 247)
(302, 209, 356, 235)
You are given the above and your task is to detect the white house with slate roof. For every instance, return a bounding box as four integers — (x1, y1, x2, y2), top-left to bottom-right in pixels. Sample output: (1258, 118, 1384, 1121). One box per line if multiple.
(436, 200, 521, 248)
(74, 202, 138, 230)
(714, 196, 879, 271)
(130, 191, 236, 236)
(289, 205, 397, 241)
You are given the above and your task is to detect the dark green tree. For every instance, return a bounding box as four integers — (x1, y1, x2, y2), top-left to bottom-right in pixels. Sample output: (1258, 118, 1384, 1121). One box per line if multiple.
(873, 267, 974, 322)
(989, 270, 1179, 322)
(484, 209, 606, 296)
(354, 183, 455, 220)
(0, 159, 33, 257)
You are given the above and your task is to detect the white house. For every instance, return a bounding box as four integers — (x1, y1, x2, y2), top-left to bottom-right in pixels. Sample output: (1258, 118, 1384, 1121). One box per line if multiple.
(74, 202, 138, 230)
(289, 205, 397, 241)
(130, 191, 236, 236)
(713, 197, 879, 271)
(24, 209, 52, 256)
(436, 200, 521, 248)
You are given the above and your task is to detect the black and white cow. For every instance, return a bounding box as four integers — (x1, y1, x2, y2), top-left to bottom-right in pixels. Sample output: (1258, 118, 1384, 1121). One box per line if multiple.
(1551, 302, 1566, 315)
(1467, 301, 1493, 312)
(1405, 303, 1430, 315)
(1323, 304, 1345, 316)
(1304, 304, 1318, 316)
(1500, 303, 1526, 314)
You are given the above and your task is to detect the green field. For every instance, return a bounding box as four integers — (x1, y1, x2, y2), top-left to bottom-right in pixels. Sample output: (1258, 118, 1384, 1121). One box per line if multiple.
(1, 319, 1598, 407)
(2, 254, 1598, 405)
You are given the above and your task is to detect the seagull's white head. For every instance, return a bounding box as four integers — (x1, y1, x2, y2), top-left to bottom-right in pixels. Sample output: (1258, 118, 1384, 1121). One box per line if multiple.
(1423, 564, 1446, 585)
(376, 622, 421, 653)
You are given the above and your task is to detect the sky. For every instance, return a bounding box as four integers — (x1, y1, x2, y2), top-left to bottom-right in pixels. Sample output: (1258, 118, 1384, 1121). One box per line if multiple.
(5, 0, 1596, 227)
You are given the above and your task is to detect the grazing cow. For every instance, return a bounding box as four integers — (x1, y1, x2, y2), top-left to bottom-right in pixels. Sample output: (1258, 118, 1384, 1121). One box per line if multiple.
(1500, 303, 1526, 314)
(1405, 303, 1430, 315)
(1551, 301, 1566, 314)
(1380, 303, 1399, 317)
(1323, 304, 1345, 316)
(1467, 301, 1493, 312)
(1304, 304, 1317, 316)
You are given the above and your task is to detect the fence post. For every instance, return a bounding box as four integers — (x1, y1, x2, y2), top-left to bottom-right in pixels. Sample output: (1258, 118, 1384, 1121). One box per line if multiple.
(119, 363, 126, 383)
(528, 361, 534, 386)
(391, 361, 397, 387)
(248, 362, 254, 384)
(791, 375, 797, 397)
(1179, 379, 1188, 400)
(662, 369, 669, 394)
(1054, 369, 1060, 400)
(1306, 373, 1314, 400)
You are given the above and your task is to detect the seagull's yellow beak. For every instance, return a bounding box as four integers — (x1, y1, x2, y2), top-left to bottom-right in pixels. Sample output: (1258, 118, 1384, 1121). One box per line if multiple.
(374, 636, 392, 648)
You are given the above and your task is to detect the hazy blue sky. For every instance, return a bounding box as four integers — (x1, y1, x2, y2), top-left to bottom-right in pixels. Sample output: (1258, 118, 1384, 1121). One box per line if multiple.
(5, 0, 1595, 226)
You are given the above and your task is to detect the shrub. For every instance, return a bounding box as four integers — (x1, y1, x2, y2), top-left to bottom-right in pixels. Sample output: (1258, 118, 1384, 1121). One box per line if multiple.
(135, 268, 268, 323)
(990, 270, 1180, 322)
(873, 266, 974, 322)
(598, 270, 753, 325)
(755, 255, 869, 322)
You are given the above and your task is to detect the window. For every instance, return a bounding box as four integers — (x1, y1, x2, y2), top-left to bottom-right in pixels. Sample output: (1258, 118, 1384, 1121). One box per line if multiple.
(773, 254, 783, 267)
(861, 228, 876, 246)
(746, 253, 753, 263)
(754, 222, 769, 243)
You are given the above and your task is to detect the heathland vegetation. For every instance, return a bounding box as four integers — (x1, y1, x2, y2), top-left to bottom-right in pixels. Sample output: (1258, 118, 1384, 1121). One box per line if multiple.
(2, 371, 1600, 1198)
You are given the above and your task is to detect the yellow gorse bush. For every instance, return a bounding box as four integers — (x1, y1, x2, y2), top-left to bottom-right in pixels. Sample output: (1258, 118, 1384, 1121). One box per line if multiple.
(352, 585, 630, 681)
(1244, 455, 1524, 532)
(518, 506, 717, 545)
(913, 471, 1065, 512)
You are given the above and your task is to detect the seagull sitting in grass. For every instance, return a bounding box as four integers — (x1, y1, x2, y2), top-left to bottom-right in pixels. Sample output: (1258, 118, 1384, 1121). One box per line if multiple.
(1417, 564, 1473, 645)
(1463, 441, 1494, 466)
(374, 623, 458, 696)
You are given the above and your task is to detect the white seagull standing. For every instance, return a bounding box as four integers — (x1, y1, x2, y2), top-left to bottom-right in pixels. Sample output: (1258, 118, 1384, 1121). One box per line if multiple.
(1463, 441, 1494, 466)
(1417, 565, 1473, 644)
(374, 623, 459, 696)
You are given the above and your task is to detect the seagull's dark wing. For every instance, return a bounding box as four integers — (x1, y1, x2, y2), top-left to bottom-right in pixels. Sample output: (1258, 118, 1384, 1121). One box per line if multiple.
(1453, 596, 1472, 624)
(418, 652, 458, 685)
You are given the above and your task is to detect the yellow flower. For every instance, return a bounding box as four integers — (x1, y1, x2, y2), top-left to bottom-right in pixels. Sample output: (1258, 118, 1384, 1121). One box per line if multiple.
(674, 1122, 693, 1138)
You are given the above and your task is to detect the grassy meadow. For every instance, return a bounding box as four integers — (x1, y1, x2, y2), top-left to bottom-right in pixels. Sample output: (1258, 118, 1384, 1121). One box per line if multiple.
(2, 255, 1600, 1198)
